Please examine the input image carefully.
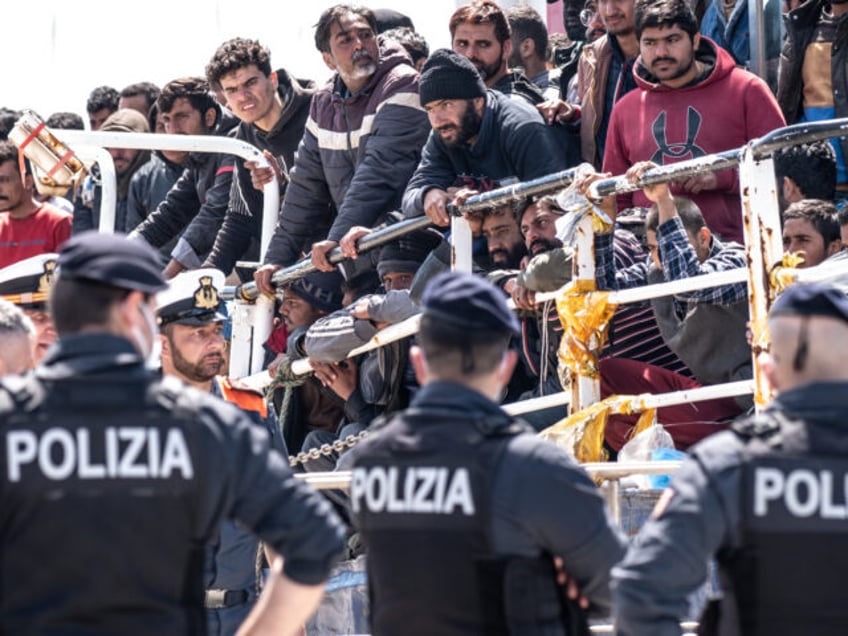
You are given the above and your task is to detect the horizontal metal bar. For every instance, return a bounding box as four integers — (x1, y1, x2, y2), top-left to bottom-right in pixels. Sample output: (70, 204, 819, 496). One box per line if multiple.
(750, 117, 848, 158)
(453, 167, 579, 213)
(503, 391, 571, 415)
(294, 461, 686, 490)
(589, 118, 848, 200)
(224, 215, 435, 301)
(55, 130, 266, 157)
(529, 267, 748, 307)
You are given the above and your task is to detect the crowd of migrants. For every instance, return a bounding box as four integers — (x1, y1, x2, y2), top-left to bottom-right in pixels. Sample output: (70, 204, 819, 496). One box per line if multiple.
(1, 0, 848, 633)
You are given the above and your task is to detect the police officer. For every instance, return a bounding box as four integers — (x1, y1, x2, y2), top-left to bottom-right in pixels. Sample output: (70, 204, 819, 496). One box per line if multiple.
(613, 281, 848, 635)
(0, 252, 59, 362)
(156, 267, 287, 636)
(349, 270, 626, 635)
(0, 232, 345, 635)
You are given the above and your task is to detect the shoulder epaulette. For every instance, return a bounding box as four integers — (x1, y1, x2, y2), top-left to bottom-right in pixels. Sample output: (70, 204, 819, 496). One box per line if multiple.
(732, 410, 786, 449)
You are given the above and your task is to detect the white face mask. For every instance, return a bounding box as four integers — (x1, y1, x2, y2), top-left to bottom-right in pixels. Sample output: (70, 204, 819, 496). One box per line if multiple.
(131, 302, 161, 367)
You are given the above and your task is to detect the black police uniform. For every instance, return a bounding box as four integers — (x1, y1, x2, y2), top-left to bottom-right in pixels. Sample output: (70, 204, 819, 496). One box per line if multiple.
(614, 384, 848, 636)
(0, 232, 345, 634)
(349, 271, 626, 636)
(204, 375, 288, 635)
(0, 334, 343, 634)
(614, 284, 848, 636)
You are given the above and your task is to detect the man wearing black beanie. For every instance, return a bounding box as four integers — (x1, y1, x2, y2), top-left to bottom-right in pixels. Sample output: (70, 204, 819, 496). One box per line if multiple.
(402, 48, 577, 228)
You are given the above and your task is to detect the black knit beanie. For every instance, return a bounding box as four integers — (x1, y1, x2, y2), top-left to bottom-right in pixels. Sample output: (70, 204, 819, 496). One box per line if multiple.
(377, 229, 443, 279)
(288, 270, 344, 314)
(419, 48, 487, 106)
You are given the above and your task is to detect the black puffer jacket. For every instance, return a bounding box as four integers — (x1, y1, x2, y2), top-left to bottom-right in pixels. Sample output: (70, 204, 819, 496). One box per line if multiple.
(130, 106, 239, 267)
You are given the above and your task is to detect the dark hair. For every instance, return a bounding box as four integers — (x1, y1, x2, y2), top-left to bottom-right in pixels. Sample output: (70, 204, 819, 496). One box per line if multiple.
(645, 196, 705, 236)
(783, 199, 841, 244)
(86, 86, 120, 115)
(373, 8, 414, 33)
(0, 140, 30, 175)
(450, 0, 511, 45)
(774, 141, 837, 202)
(0, 108, 21, 141)
(515, 197, 536, 223)
(49, 277, 131, 335)
(418, 314, 511, 377)
(314, 5, 378, 54)
(157, 76, 217, 120)
(206, 38, 273, 85)
(120, 82, 161, 114)
(381, 26, 429, 64)
(481, 203, 517, 221)
(547, 32, 571, 65)
(634, 0, 698, 40)
(46, 112, 85, 130)
(506, 5, 548, 62)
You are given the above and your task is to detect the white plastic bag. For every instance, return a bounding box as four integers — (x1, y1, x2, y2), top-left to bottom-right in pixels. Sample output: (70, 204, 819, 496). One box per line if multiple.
(618, 424, 676, 490)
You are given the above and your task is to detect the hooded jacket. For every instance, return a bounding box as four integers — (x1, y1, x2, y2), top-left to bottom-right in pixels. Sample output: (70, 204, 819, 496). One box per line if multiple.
(263, 43, 430, 267)
(602, 37, 785, 243)
(205, 69, 316, 274)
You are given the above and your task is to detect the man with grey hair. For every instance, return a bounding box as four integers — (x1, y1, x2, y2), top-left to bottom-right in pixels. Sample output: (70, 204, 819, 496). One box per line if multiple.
(0, 298, 34, 375)
(254, 3, 429, 291)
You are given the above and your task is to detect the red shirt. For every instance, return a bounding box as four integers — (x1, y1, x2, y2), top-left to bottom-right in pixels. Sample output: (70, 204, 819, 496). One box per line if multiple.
(0, 203, 72, 268)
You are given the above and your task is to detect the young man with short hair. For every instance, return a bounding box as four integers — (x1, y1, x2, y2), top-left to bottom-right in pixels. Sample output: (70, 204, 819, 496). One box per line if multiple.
(202, 38, 315, 279)
(85, 85, 119, 131)
(450, 0, 547, 105)
(782, 198, 843, 268)
(602, 0, 785, 243)
(129, 76, 237, 275)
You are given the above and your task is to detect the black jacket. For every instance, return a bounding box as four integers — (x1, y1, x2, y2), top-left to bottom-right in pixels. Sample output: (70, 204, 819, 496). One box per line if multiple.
(0, 333, 344, 635)
(205, 70, 316, 274)
(130, 107, 239, 267)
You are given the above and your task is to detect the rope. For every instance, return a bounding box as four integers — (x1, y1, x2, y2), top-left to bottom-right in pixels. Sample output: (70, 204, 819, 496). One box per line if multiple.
(265, 355, 307, 441)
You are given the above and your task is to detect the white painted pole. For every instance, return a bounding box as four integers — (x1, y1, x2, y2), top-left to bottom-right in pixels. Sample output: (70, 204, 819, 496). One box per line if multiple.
(450, 214, 473, 273)
(738, 147, 783, 410)
(572, 214, 600, 410)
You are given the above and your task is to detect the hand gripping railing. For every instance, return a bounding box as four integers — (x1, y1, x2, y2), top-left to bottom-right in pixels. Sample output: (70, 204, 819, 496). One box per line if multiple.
(247, 120, 848, 435)
(222, 216, 434, 302)
(54, 129, 281, 376)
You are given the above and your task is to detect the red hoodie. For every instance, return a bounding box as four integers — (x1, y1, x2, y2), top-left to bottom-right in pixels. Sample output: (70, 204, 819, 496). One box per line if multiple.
(602, 36, 785, 243)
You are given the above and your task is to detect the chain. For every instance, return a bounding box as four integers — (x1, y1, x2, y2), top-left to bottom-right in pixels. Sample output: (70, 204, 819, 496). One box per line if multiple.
(289, 429, 370, 467)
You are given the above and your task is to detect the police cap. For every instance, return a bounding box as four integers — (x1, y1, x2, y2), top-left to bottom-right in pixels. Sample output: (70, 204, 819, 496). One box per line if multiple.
(0, 253, 58, 310)
(770, 282, 848, 323)
(156, 268, 226, 326)
(57, 232, 167, 294)
(421, 271, 520, 336)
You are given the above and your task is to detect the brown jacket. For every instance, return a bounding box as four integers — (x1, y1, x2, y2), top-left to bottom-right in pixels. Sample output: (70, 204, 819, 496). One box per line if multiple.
(577, 35, 614, 168)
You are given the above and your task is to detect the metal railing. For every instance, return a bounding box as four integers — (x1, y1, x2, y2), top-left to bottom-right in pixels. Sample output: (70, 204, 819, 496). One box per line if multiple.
(243, 120, 848, 427)
(50, 129, 283, 376)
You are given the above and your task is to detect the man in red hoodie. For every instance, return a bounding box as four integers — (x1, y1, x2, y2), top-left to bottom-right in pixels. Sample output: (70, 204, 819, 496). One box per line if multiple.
(602, 0, 785, 244)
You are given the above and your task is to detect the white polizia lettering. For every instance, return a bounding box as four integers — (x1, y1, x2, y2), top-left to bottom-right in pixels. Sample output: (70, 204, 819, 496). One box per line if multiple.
(5, 427, 194, 482)
(351, 466, 475, 515)
(753, 467, 848, 519)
